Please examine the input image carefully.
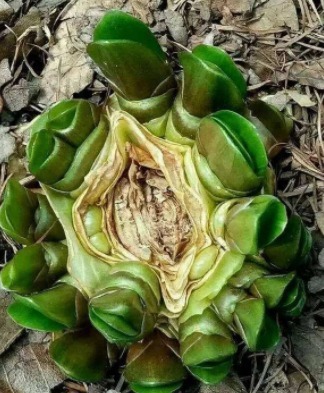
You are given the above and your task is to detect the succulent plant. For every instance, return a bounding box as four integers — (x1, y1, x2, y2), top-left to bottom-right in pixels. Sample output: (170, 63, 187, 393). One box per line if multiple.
(0, 9, 311, 393)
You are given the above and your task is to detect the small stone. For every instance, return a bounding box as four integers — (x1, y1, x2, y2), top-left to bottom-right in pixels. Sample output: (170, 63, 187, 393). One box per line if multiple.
(164, 9, 188, 46)
(0, 0, 14, 23)
(318, 248, 324, 268)
(0, 59, 12, 88)
(308, 275, 324, 294)
(0, 126, 15, 163)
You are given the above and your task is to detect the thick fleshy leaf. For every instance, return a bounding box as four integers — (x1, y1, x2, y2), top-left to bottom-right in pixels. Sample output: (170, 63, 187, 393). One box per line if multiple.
(264, 215, 312, 270)
(192, 45, 247, 98)
(0, 179, 38, 244)
(89, 263, 160, 345)
(212, 285, 247, 324)
(34, 194, 65, 241)
(188, 359, 233, 384)
(50, 327, 108, 382)
(180, 308, 236, 368)
(43, 187, 113, 298)
(278, 278, 306, 317)
(87, 11, 174, 101)
(234, 298, 280, 351)
(229, 262, 267, 288)
(250, 272, 296, 308)
(196, 111, 268, 196)
(179, 51, 245, 117)
(92, 10, 166, 61)
(210, 196, 288, 255)
(248, 99, 293, 158)
(40, 99, 100, 146)
(0, 242, 67, 294)
(189, 245, 219, 281)
(8, 284, 87, 331)
(180, 250, 245, 323)
(27, 100, 105, 191)
(125, 331, 186, 393)
(88, 41, 173, 101)
(8, 300, 67, 331)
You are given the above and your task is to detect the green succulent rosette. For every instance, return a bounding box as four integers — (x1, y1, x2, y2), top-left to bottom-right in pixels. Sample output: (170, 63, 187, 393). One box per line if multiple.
(0, 9, 312, 393)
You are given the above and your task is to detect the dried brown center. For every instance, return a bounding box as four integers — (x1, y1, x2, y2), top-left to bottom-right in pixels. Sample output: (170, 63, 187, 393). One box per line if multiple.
(110, 148, 192, 265)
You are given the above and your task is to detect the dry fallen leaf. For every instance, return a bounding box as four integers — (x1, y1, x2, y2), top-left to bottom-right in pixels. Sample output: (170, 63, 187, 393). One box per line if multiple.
(289, 60, 324, 90)
(165, 9, 188, 46)
(37, 0, 127, 105)
(211, 0, 251, 14)
(249, 0, 299, 31)
(3, 79, 39, 112)
(0, 7, 42, 62)
(0, 339, 64, 393)
(286, 90, 316, 108)
(308, 275, 324, 294)
(0, 291, 23, 356)
(0, 59, 12, 88)
(262, 91, 290, 110)
(291, 326, 324, 392)
(199, 376, 247, 393)
(315, 211, 324, 236)
(0, 0, 13, 24)
(0, 126, 16, 163)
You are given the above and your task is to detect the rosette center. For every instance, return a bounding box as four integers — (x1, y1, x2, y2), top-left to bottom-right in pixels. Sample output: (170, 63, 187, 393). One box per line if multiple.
(109, 145, 193, 265)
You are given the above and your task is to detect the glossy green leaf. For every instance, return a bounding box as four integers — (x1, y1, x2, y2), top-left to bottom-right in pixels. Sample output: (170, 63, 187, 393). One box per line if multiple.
(89, 264, 160, 345)
(0, 179, 38, 244)
(34, 194, 65, 241)
(264, 215, 312, 270)
(88, 41, 173, 100)
(248, 99, 293, 158)
(8, 284, 87, 331)
(0, 242, 67, 294)
(211, 195, 287, 255)
(192, 45, 247, 97)
(8, 299, 66, 331)
(29, 129, 76, 184)
(43, 99, 100, 146)
(278, 278, 306, 317)
(229, 262, 268, 288)
(27, 100, 105, 191)
(92, 10, 166, 61)
(179, 51, 245, 117)
(250, 272, 296, 308)
(188, 359, 233, 384)
(212, 286, 246, 324)
(125, 331, 186, 393)
(196, 111, 268, 195)
(181, 251, 245, 323)
(50, 327, 108, 382)
(234, 298, 280, 351)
